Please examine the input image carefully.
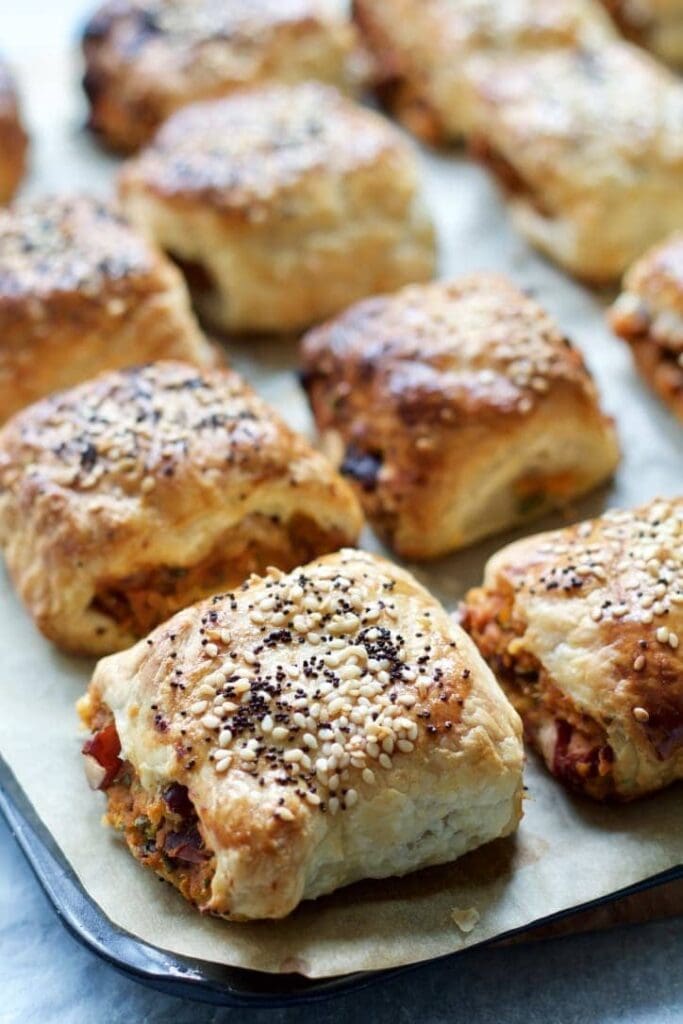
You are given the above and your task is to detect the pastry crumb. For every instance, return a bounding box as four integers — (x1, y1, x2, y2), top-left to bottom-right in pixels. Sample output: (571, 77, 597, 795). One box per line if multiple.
(451, 906, 480, 933)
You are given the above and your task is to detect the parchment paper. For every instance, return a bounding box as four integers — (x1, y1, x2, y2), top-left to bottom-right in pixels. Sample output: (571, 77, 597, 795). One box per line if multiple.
(1, 26, 682, 980)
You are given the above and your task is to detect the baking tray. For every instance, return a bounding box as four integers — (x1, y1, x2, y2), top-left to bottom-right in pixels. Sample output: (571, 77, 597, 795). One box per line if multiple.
(1, 2, 683, 1007)
(3, 754, 681, 1008)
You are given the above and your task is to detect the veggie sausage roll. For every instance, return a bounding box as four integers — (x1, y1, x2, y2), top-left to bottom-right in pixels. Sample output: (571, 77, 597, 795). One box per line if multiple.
(118, 82, 435, 334)
(462, 498, 683, 801)
(609, 232, 683, 423)
(82, 0, 362, 153)
(79, 549, 524, 920)
(301, 274, 619, 559)
(0, 361, 362, 654)
(0, 195, 216, 422)
(353, 0, 614, 144)
(466, 42, 683, 282)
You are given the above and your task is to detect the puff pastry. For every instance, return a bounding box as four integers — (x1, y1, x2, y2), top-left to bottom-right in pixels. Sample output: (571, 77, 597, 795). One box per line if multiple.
(0, 58, 28, 204)
(82, 0, 362, 153)
(118, 82, 436, 334)
(609, 233, 683, 423)
(0, 361, 363, 655)
(301, 274, 620, 559)
(600, 0, 683, 68)
(466, 42, 683, 282)
(79, 548, 524, 920)
(0, 195, 216, 423)
(352, 0, 614, 144)
(462, 498, 683, 801)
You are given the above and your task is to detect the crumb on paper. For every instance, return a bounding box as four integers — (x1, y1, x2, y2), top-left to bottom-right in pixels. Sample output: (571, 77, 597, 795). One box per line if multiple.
(450, 906, 480, 933)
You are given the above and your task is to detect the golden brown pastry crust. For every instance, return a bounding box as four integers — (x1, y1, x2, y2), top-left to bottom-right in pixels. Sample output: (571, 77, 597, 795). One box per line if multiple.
(609, 233, 683, 422)
(82, 0, 362, 153)
(0, 360, 363, 655)
(466, 43, 683, 282)
(0, 59, 28, 204)
(118, 82, 435, 333)
(462, 498, 683, 801)
(352, 0, 614, 144)
(80, 549, 524, 920)
(600, 0, 683, 68)
(301, 274, 620, 559)
(0, 195, 217, 422)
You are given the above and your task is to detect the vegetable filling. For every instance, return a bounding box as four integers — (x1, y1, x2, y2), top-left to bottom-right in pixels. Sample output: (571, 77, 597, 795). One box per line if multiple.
(463, 587, 615, 798)
(82, 705, 215, 908)
(90, 512, 349, 637)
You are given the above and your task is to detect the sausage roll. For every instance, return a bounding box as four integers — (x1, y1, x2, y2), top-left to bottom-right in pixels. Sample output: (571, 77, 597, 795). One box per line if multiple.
(301, 274, 620, 559)
(600, 0, 683, 69)
(82, 0, 362, 153)
(352, 0, 614, 144)
(0, 58, 28, 204)
(79, 548, 524, 920)
(118, 83, 436, 334)
(466, 42, 683, 283)
(462, 498, 683, 801)
(609, 233, 683, 423)
(0, 361, 363, 655)
(0, 195, 216, 423)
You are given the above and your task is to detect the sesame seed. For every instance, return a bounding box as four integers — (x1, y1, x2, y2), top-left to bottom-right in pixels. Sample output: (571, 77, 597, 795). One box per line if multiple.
(140, 553, 461, 815)
(200, 713, 221, 730)
(633, 707, 650, 723)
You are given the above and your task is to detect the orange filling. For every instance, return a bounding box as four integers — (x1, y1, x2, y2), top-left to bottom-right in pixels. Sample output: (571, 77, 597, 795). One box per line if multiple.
(463, 587, 615, 799)
(91, 513, 347, 637)
(82, 699, 216, 908)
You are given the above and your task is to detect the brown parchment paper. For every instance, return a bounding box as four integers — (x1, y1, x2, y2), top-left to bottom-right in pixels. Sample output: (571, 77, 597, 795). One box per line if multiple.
(1, 28, 682, 980)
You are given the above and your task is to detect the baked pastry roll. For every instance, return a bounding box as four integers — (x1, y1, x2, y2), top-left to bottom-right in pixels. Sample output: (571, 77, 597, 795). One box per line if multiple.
(466, 42, 683, 282)
(0, 58, 28, 204)
(352, 0, 614, 144)
(462, 498, 683, 801)
(609, 233, 683, 423)
(0, 361, 362, 655)
(600, 0, 683, 69)
(79, 548, 524, 920)
(82, 0, 362, 153)
(0, 195, 216, 423)
(301, 274, 620, 559)
(118, 82, 436, 334)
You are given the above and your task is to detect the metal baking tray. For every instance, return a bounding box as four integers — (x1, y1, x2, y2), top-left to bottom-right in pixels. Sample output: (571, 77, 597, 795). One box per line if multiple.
(1, 3, 682, 1006)
(2, 755, 681, 1008)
